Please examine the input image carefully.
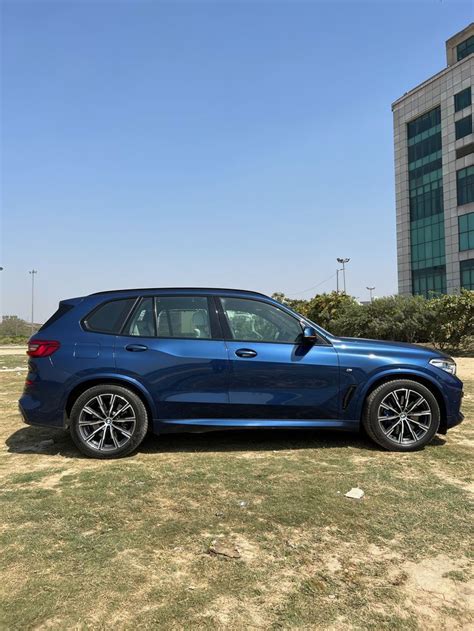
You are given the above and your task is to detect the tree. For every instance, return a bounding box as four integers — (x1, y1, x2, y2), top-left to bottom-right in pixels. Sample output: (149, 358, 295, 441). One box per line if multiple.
(0, 316, 30, 337)
(429, 290, 474, 350)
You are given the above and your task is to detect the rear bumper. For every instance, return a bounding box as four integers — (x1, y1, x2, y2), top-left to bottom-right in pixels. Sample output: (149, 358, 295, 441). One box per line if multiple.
(19, 394, 64, 428)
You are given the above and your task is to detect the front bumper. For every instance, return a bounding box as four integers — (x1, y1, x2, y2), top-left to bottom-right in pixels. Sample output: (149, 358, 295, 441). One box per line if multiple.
(441, 382, 464, 433)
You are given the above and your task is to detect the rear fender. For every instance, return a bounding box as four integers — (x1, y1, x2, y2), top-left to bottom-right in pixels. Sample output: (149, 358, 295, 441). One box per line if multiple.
(63, 373, 157, 422)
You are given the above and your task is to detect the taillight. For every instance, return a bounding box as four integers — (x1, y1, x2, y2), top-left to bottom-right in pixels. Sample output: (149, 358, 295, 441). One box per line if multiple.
(27, 340, 61, 357)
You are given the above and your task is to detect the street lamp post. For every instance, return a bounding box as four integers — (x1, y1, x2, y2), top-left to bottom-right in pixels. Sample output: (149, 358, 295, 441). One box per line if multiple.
(29, 270, 38, 335)
(336, 268, 343, 293)
(366, 286, 376, 302)
(336, 258, 350, 294)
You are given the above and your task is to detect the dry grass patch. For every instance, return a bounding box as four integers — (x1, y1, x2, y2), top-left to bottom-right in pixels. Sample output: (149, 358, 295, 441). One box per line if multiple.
(0, 355, 473, 629)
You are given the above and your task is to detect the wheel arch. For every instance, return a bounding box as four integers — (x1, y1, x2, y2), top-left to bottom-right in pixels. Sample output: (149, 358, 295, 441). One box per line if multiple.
(358, 371, 447, 434)
(64, 376, 156, 428)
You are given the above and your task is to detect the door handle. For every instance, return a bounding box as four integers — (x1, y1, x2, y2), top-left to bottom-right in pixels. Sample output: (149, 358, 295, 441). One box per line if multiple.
(235, 348, 257, 358)
(125, 344, 148, 352)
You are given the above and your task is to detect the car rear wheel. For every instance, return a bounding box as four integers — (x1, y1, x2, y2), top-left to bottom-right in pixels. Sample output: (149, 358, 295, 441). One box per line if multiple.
(362, 379, 440, 452)
(70, 384, 148, 458)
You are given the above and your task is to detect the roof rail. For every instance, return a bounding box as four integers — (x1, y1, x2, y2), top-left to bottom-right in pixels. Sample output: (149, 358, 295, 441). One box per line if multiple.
(89, 287, 269, 298)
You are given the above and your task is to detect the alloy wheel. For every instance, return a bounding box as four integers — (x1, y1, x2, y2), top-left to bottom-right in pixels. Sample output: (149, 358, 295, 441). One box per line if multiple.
(78, 393, 136, 452)
(377, 388, 432, 445)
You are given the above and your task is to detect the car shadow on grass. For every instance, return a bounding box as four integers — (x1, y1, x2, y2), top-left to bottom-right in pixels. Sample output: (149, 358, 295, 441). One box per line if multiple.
(5, 425, 447, 459)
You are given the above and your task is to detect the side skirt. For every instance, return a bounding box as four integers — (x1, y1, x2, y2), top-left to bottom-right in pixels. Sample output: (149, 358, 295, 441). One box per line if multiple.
(153, 418, 360, 434)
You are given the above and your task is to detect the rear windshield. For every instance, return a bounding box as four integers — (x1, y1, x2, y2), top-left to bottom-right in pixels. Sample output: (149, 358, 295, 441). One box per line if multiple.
(38, 303, 75, 332)
(84, 298, 136, 334)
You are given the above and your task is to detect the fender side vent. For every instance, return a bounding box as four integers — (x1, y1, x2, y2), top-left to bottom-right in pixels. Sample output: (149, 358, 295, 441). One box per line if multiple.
(343, 385, 357, 409)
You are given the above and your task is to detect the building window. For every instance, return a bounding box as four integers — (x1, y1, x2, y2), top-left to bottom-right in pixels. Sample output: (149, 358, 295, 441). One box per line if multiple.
(407, 133, 442, 162)
(412, 266, 447, 297)
(456, 142, 474, 159)
(457, 166, 474, 205)
(459, 213, 474, 251)
(407, 108, 441, 139)
(454, 87, 471, 112)
(411, 215, 445, 270)
(407, 106, 446, 295)
(460, 259, 474, 290)
(409, 178, 443, 221)
(455, 115, 472, 140)
(457, 35, 474, 62)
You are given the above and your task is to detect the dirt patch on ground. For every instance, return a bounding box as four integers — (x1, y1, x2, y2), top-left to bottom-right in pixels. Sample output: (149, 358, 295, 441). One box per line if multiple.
(0, 347, 26, 356)
(398, 555, 473, 630)
(456, 357, 474, 380)
(200, 595, 267, 629)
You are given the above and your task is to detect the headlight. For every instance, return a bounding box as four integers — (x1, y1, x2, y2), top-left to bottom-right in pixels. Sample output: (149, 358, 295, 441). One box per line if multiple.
(429, 358, 456, 375)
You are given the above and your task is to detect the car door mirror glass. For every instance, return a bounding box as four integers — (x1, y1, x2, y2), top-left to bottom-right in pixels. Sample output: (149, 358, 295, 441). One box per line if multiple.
(302, 326, 318, 342)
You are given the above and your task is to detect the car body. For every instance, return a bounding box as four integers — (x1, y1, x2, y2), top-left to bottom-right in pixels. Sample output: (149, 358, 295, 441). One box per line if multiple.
(19, 288, 464, 458)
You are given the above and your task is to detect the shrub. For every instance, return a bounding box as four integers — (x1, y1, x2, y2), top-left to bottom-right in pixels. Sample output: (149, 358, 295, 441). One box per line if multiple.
(429, 290, 474, 350)
(272, 290, 474, 351)
(0, 336, 29, 345)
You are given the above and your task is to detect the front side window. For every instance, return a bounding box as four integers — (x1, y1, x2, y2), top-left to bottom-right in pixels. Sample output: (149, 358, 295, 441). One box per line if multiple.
(155, 296, 211, 339)
(85, 298, 136, 333)
(125, 297, 156, 337)
(220, 297, 303, 343)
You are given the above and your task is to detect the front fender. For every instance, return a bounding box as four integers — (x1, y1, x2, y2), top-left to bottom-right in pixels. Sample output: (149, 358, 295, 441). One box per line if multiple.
(350, 366, 447, 422)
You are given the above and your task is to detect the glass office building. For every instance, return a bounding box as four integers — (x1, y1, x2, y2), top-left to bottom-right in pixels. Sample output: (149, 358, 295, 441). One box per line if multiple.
(393, 24, 474, 296)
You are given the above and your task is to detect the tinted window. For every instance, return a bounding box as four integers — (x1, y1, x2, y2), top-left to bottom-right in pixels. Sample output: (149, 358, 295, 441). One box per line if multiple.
(457, 165, 474, 205)
(457, 35, 474, 61)
(454, 87, 471, 112)
(460, 259, 474, 290)
(155, 296, 211, 339)
(85, 298, 135, 333)
(459, 212, 474, 251)
(221, 297, 302, 343)
(125, 297, 156, 337)
(455, 115, 472, 140)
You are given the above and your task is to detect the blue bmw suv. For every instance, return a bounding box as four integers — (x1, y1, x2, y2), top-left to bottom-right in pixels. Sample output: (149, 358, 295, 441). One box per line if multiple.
(19, 288, 464, 458)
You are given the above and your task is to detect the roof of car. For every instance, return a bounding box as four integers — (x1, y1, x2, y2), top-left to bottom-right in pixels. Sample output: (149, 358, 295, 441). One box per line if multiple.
(89, 287, 270, 298)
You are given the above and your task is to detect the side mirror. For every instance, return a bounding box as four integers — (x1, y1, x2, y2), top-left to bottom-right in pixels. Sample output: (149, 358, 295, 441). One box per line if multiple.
(302, 326, 318, 343)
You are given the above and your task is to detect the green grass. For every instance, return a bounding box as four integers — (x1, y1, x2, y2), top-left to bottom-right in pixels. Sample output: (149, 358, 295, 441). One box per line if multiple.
(0, 361, 473, 629)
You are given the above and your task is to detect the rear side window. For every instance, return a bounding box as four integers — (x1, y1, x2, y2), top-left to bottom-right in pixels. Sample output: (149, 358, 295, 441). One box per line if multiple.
(84, 298, 136, 334)
(156, 296, 211, 339)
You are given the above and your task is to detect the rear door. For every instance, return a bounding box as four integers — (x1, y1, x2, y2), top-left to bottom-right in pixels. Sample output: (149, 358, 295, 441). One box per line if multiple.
(114, 295, 230, 420)
(217, 296, 340, 420)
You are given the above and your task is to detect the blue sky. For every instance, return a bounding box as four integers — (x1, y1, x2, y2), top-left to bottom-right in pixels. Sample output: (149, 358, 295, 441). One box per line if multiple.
(1, 0, 473, 322)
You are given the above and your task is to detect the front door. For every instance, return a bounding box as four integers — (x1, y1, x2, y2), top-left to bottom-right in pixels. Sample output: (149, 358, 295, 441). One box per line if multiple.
(217, 296, 340, 421)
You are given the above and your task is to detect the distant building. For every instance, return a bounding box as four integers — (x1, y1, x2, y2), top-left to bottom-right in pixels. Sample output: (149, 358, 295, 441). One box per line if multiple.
(392, 23, 474, 296)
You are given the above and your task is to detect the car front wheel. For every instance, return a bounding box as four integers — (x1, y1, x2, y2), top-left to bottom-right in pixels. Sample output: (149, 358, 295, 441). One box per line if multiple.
(362, 379, 440, 452)
(70, 384, 148, 459)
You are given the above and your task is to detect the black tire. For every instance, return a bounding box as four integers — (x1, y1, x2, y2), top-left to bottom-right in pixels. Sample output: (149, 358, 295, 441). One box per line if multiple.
(362, 379, 440, 452)
(70, 384, 148, 459)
